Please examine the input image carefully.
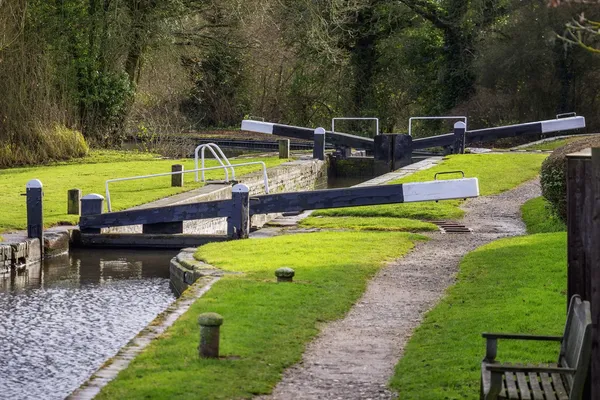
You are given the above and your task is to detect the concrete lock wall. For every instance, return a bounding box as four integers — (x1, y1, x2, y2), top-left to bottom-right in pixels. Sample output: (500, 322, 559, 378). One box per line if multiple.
(104, 159, 327, 235)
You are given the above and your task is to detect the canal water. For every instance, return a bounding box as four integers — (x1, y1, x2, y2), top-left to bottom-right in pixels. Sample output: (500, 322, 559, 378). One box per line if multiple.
(0, 249, 176, 400)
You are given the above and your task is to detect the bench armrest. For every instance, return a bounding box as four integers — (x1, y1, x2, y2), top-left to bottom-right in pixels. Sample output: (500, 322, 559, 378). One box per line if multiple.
(482, 333, 562, 361)
(486, 364, 576, 375)
(482, 333, 563, 341)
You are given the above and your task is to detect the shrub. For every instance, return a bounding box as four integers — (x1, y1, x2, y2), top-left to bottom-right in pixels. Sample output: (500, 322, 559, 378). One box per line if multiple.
(540, 135, 600, 222)
(0, 125, 88, 168)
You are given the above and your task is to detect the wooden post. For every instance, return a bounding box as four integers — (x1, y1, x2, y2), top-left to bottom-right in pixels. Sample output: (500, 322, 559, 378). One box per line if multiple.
(590, 147, 600, 399)
(313, 127, 325, 161)
(26, 179, 43, 255)
(80, 194, 104, 234)
(392, 134, 413, 170)
(567, 151, 593, 303)
(374, 134, 392, 175)
(171, 164, 184, 187)
(278, 139, 290, 159)
(453, 121, 466, 154)
(67, 188, 81, 215)
(228, 184, 249, 239)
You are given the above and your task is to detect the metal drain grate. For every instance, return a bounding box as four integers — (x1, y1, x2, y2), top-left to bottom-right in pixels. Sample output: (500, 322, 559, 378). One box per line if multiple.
(429, 220, 472, 234)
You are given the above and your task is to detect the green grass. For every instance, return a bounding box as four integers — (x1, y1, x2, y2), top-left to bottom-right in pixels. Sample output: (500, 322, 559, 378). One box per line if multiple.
(299, 216, 438, 232)
(97, 231, 424, 399)
(314, 153, 546, 221)
(519, 137, 581, 151)
(0, 150, 286, 232)
(521, 196, 566, 234)
(390, 232, 567, 399)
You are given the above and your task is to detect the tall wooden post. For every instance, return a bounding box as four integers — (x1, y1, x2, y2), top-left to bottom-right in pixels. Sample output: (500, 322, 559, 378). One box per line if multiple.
(313, 127, 326, 161)
(80, 194, 104, 234)
(67, 188, 81, 215)
(453, 121, 466, 154)
(591, 147, 600, 399)
(567, 150, 593, 303)
(171, 164, 184, 187)
(26, 179, 43, 255)
(374, 134, 392, 175)
(228, 184, 249, 239)
(278, 139, 290, 159)
(392, 134, 413, 170)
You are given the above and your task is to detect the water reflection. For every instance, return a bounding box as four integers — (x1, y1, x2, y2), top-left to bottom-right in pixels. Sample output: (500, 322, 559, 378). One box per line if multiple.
(0, 249, 176, 400)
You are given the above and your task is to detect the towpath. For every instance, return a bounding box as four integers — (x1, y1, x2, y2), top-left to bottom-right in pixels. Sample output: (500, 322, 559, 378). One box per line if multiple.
(258, 178, 541, 400)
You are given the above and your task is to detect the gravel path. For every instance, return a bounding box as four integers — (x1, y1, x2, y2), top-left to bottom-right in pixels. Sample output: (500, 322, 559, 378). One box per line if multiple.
(258, 179, 541, 400)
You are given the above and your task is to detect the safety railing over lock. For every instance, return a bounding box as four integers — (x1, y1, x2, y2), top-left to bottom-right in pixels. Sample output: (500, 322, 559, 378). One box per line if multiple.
(104, 144, 271, 212)
(194, 143, 236, 183)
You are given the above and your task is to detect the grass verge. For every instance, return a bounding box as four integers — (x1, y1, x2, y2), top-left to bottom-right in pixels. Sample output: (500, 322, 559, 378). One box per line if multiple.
(390, 232, 567, 399)
(314, 153, 546, 221)
(97, 231, 424, 399)
(299, 216, 438, 232)
(518, 137, 584, 151)
(0, 150, 286, 232)
(521, 196, 566, 234)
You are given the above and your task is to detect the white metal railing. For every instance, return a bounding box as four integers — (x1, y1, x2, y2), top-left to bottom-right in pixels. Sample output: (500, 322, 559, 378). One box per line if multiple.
(331, 117, 379, 137)
(105, 162, 270, 212)
(408, 116, 467, 136)
(194, 143, 235, 182)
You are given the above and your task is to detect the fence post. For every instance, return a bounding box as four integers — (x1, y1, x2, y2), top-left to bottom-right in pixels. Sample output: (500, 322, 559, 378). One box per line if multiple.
(67, 188, 81, 215)
(313, 127, 325, 161)
(228, 184, 249, 239)
(591, 147, 600, 399)
(374, 134, 392, 175)
(392, 134, 413, 170)
(278, 139, 290, 159)
(453, 121, 466, 154)
(26, 179, 43, 255)
(171, 164, 184, 187)
(80, 194, 104, 234)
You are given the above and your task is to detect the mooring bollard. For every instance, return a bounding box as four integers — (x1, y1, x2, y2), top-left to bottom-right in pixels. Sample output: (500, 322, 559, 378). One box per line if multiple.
(171, 164, 184, 187)
(80, 194, 104, 233)
(67, 188, 81, 215)
(275, 267, 295, 282)
(227, 184, 250, 239)
(453, 121, 466, 154)
(278, 139, 290, 159)
(26, 179, 44, 254)
(198, 312, 224, 359)
(313, 127, 325, 161)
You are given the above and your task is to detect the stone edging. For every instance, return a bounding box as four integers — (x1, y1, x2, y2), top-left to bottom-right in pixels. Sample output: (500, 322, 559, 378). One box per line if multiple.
(169, 248, 224, 296)
(67, 275, 221, 400)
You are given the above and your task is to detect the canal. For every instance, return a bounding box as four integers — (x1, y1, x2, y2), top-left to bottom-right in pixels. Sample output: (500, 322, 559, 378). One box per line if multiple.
(0, 249, 176, 400)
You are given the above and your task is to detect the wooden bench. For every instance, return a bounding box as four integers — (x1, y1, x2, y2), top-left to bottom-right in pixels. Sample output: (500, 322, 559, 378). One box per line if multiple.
(480, 295, 592, 400)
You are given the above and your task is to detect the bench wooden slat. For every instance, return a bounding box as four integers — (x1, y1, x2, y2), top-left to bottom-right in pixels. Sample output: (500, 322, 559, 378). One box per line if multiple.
(550, 372, 569, 400)
(539, 370, 557, 400)
(527, 366, 545, 400)
(514, 363, 532, 400)
(515, 372, 532, 399)
(505, 366, 519, 399)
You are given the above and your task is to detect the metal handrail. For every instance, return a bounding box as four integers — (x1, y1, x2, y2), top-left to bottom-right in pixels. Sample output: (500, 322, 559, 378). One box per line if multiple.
(332, 117, 379, 137)
(105, 162, 270, 212)
(408, 116, 467, 136)
(194, 143, 235, 182)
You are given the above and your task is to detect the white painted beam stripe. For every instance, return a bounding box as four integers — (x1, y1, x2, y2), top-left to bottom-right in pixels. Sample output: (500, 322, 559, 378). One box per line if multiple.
(541, 116, 586, 134)
(403, 178, 479, 203)
(241, 120, 274, 134)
